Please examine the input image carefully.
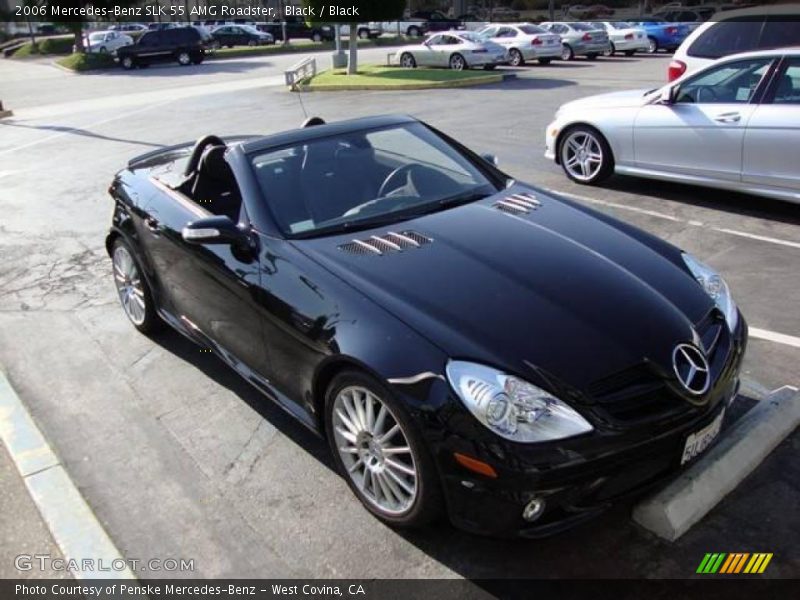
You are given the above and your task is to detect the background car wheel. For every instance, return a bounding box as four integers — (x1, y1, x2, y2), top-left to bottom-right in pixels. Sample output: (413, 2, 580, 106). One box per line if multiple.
(508, 48, 524, 67)
(558, 125, 614, 185)
(400, 52, 416, 68)
(449, 53, 467, 70)
(358, 29, 370, 39)
(624, 49, 636, 56)
(248, 39, 257, 47)
(99, 46, 108, 54)
(647, 37, 658, 53)
(312, 32, 322, 42)
(538, 57, 552, 65)
(586, 52, 598, 60)
(407, 26, 420, 37)
(177, 51, 191, 66)
(121, 56, 135, 70)
(561, 44, 574, 61)
(112, 239, 162, 335)
(325, 370, 443, 528)
(604, 43, 615, 57)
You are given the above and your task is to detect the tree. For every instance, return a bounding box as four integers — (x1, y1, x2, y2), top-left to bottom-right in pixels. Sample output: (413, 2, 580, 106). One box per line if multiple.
(302, 0, 405, 75)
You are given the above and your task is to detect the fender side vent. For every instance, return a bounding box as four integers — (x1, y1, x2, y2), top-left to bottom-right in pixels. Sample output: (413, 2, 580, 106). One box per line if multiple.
(338, 231, 432, 256)
(493, 192, 541, 215)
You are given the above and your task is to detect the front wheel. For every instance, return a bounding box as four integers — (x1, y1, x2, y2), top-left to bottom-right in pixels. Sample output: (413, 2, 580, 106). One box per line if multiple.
(508, 48, 524, 67)
(358, 29, 370, 40)
(121, 55, 135, 70)
(449, 52, 467, 70)
(561, 44, 574, 61)
(326, 371, 443, 528)
(400, 52, 416, 68)
(558, 125, 614, 185)
(177, 50, 191, 66)
(112, 239, 162, 334)
(647, 37, 658, 54)
(407, 26, 420, 37)
(604, 43, 615, 57)
(311, 32, 322, 43)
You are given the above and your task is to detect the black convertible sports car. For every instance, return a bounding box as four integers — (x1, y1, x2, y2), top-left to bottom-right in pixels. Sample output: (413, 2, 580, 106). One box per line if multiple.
(106, 115, 746, 537)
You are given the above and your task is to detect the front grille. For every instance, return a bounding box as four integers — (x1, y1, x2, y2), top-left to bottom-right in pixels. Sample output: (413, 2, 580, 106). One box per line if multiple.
(337, 231, 432, 256)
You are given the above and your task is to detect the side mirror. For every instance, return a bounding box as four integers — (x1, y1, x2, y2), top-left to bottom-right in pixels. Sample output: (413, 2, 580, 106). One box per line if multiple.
(660, 86, 676, 105)
(182, 216, 248, 246)
(481, 153, 499, 166)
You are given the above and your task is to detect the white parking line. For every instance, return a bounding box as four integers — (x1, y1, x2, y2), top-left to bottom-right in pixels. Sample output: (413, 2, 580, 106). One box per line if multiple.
(550, 189, 800, 250)
(749, 328, 800, 349)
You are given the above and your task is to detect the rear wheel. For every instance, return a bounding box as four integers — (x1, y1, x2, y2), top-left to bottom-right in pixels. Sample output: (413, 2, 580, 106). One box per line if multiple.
(538, 57, 552, 65)
(561, 44, 574, 61)
(449, 52, 467, 70)
(647, 37, 658, 54)
(508, 48, 524, 67)
(558, 125, 614, 185)
(311, 31, 322, 43)
(325, 370, 443, 528)
(112, 239, 162, 334)
(604, 42, 615, 57)
(407, 26, 420, 37)
(400, 52, 416, 68)
(177, 50, 191, 66)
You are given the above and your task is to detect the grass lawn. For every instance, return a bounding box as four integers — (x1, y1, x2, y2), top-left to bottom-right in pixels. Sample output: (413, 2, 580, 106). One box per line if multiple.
(304, 64, 503, 91)
(56, 53, 117, 72)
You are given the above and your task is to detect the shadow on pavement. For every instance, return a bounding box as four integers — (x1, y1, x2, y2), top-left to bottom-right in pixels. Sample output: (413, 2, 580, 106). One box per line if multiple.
(0, 121, 166, 148)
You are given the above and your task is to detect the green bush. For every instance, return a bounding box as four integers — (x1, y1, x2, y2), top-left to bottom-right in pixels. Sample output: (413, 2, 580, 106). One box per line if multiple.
(12, 35, 74, 57)
(57, 52, 117, 72)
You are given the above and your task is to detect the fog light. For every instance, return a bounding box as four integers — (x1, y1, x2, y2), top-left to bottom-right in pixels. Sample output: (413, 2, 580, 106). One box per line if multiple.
(522, 497, 546, 522)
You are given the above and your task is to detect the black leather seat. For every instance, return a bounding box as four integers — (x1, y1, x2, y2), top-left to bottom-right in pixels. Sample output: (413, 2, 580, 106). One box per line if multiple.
(191, 145, 242, 221)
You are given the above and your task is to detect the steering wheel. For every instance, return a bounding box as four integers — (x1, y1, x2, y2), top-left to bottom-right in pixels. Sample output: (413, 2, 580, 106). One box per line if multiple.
(377, 164, 421, 198)
(184, 134, 226, 176)
(695, 86, 720, 103)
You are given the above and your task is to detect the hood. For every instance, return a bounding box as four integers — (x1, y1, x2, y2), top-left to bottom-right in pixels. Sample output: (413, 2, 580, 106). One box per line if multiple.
(298, 186, 713, 393)
(560, 88, 653, 112)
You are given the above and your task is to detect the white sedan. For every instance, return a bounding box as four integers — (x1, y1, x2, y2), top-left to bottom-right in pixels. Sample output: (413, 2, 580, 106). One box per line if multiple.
(395, 31, 507, 70)
(544, 49, 800, 203)
(595, 22, 649, 56)
(477, 23, 562, 66)
(83, 30, 133, 54)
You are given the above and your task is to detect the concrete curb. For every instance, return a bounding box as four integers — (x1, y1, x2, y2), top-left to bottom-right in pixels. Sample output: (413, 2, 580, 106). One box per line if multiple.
(300, 72, 509, 92)
(0, 371, 135, 579)
(632, 385, 800, 541)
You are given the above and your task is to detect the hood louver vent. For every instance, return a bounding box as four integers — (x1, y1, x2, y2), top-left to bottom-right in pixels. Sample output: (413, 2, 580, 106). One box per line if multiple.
(338, 231, 432, 256)
(493, 192, 541, 215)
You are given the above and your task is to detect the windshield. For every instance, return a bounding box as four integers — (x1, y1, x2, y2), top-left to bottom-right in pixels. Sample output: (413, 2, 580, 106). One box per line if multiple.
(251, 122, 498, 238)
(458, 31, 483, 42)
(519, 24, 546, 34)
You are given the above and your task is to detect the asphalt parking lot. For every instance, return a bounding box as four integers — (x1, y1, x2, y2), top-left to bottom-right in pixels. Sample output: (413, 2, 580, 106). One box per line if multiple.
(0, 48, 798, 581)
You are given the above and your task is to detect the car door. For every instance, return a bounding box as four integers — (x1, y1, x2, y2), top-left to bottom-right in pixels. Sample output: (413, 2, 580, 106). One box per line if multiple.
(418, 34, 443, 66)
(633, 56, 775, 182)
(742, 56, 800, 192)
(135, 31, 165, 61)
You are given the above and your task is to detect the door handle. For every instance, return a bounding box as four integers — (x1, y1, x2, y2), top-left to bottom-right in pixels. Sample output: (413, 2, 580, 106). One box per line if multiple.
(144, 216, 160, 233)
(714, 112, 741, 123)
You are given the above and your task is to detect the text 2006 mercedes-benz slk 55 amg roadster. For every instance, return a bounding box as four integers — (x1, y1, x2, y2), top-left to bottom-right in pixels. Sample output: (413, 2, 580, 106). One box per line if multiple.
(106, 115, 747, 537)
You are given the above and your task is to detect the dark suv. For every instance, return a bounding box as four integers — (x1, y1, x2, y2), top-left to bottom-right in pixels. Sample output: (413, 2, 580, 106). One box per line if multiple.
(117, 27, 208, 70)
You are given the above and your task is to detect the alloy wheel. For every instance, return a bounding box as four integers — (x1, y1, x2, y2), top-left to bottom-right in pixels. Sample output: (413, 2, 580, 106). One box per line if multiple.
(113, 246, 146, 326)
(561, 44, 573, 61)
(449, 53, 466, 70)
(178, 51, 191, 65)
(509, 49, 523, 67)
(561, 130, 604, 182)
(332, 386, 419, 515)
(400, 53, 415, 68)
(647, 38, 658, 53)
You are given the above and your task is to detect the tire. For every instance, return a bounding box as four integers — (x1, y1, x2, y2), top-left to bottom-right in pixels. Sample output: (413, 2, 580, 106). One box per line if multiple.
(586, 52, 598, 60)
(508, 48, 524, 67)
(407, 26, 420, 37)
(99, 46, 108, 54)
(312, 32, 322, 43)
(558, 125, 614, 185)
(111, 238, 162, 335)
(358, 28, 370, 40)
(248, 39, 257, 47)
(624, 49, 636, 56)
(449, 52, 467, 71)
(538, 57, 552, 65)
(177, 50, 191, 66)
(121, 55, 135, 70)
(561, 43, 574, 61)
(647, 36, 658, 54)
(400, 52, 416, 68)
(604, 42, 615, 57)
(325, 370, 443, 528)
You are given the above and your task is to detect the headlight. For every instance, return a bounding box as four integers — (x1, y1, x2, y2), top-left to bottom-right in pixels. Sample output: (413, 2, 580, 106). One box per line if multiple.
(682, 253, 738, 332)
(446, 361, 593, 443)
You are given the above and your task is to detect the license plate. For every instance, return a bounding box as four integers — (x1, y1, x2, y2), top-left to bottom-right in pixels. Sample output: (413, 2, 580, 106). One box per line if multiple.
(681, 409, 724, 465)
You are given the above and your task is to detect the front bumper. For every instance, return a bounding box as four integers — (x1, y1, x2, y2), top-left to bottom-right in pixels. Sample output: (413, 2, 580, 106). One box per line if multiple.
(431, 316, 747, 537)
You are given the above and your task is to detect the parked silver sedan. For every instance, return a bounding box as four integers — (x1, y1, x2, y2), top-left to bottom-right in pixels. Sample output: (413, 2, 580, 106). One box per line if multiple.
(540, 21, 610, 60)
(394, 31, 508, 70)
(544, 49, 800, 203)
(477, 23, 562, 66)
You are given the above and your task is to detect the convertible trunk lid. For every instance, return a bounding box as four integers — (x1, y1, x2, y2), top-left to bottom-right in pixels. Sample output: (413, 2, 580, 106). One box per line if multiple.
(298, 187, 713, 392)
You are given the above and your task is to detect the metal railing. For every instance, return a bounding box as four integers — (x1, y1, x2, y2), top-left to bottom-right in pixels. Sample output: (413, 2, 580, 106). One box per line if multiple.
(284, 57, 317, 90)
